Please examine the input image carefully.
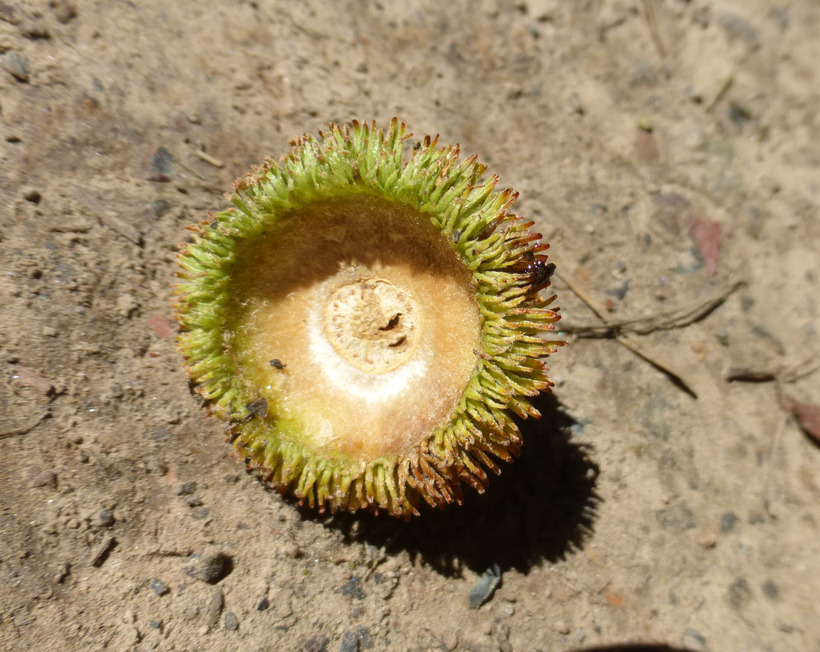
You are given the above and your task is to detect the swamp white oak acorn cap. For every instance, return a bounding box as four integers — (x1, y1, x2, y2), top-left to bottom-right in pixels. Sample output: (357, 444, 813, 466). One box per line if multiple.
(175, 119, 564, 517)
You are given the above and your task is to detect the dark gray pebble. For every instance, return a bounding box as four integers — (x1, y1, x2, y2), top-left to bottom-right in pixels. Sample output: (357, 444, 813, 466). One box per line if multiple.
(98, 509, 115, 528)
(177, 481, 197, 495)
(339, 630, 359, 652)
(356, 627, 373, 650)
(303, 636, 330, 652)
(256, 596, 270, 611)
(182, 548, 231, 584)
(224, 611, 239, 631)
(151, 147, 174, 176)
(185, 495, 203, 507)
(605, 278, 630, 300)
(340, 576, 366, 600)
(720, 512, 738, 532)
(150, 578, 170, 596)
(468, 564, 502, 609)
(339, 628, 372, 652)
(761, 580, 779, 600)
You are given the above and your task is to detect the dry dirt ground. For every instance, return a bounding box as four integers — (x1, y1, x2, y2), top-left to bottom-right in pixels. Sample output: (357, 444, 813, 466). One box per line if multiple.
(1, 1, 819, 651)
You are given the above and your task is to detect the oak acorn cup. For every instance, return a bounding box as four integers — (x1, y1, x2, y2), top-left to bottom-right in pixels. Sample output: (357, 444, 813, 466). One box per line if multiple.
(175, 119, 563, 517)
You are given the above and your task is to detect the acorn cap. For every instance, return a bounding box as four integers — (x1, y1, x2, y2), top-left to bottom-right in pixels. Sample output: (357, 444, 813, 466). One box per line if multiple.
(175, 119, 564, 517)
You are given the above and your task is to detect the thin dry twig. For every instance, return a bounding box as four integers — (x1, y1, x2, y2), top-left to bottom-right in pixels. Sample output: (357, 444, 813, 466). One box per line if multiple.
(144, 547, 195, 558)
(764, 414, 790, 520)
(724, 367, 777, 383)
(752, 355, 820, 520)
(177, 160, 206, 181)
(557, 270, 610, 324)
(706, 73, 734, 112)
(0, 410, 51, 439)
(724, 350, 819, 385)
(618, 334, 700, 397)
(195, 149, 225, 168)
(642, 0, 666, 58)
(557, 271, 700, 397)
(563, 278, 743, 338)
(779, 351, 820, 384)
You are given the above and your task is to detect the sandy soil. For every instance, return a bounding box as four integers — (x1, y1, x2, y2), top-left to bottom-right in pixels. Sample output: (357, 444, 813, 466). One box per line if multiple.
(1, 1, 819, 650)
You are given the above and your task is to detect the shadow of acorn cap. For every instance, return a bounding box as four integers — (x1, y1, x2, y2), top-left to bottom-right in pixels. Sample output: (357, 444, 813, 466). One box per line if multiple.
(175, 119, 564, 518)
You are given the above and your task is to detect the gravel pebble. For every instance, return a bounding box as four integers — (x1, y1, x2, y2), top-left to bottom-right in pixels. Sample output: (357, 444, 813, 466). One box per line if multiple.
(339, 630, 359, 652)
(256, 596, 270, 611)
(97, 509, 115, 527)
(190, 506, 212, 520)
(655, 502, 697, 531)
(50, 0, 78, 23)
(224, 611, 239, 631)
(204, 587, 224, 628)
(681, 628, 708, 652)
(1, 53, 30, 83)
(22, 188, 42, 203)
(340, 576, 366, 600)
(27, 468, 57, 489)
(177, 481, 197, 495)
(182, 548, 231, 584)
(720, 511, 739, 532)
(762, 579, 779, 600)
(468, 564, 501, 609)
(150, 578, 170, 596)
(303, 636, 330, 652)
(151, 147, 174, 176)
(339, 626, 372, 652)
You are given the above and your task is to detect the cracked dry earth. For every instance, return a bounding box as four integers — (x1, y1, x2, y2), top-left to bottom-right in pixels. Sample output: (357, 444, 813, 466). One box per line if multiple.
(1, 1, 819, 651)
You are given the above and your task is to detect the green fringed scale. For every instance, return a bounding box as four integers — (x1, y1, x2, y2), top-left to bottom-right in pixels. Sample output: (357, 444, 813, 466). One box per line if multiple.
(175, 119, 563, 517)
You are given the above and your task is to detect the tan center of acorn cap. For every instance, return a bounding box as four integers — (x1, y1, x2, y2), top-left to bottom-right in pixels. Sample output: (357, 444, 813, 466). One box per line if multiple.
(324, 277, 418, 374)
(228, 195, 481, 460)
